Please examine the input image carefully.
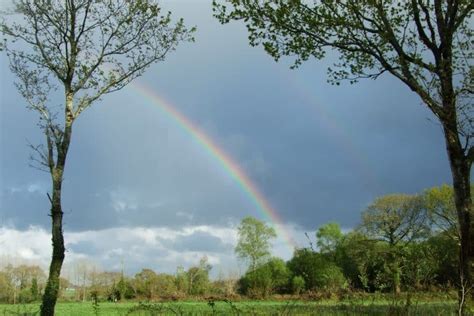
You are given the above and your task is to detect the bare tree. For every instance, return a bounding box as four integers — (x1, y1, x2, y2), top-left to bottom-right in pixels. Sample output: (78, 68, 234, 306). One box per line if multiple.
(1, 1, 194, 314)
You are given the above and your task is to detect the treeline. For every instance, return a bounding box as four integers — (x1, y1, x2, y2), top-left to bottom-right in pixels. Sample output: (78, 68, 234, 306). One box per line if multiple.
(0, 257, 225, 303)
(0, 184, 462, 303)
(237, 184, 460, 298)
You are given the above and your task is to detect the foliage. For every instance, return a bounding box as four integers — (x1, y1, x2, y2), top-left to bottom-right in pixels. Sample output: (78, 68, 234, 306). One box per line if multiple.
(213, 1, 473, 310)
(133, 269, 158, 300)
(0, 186, 465, 303)
(116, 276, 135, 301)
(360, 194, 429, 293)
(422, 184, 474, 239)
(361, 194, 428, 245)
(187, 257, 212, 296)
(291, 276, 305, 295)
(239, 257, 290, 297)
(316, 222, 344, 255)
(235, 216, 277, 271)
(288, 248, 346, 291)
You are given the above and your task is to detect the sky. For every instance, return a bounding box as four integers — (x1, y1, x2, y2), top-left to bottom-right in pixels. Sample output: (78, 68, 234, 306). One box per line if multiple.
(0, 1, 453, 278)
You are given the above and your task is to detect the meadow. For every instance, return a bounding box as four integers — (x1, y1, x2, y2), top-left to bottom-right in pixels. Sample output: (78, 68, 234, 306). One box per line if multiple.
(0, 298, 458, 316)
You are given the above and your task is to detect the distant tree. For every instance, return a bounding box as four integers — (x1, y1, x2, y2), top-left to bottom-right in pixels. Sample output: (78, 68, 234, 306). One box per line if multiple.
(30, 278, 39, 301)
(134, 269, 158, 299)
(71, 260, 97, 302)
(116, 276, 134, 300)
(213, 1, 473, 310)
(403, 241, 440, 290)
(361, 194, 428, 294)
(336, 231, 380, 291)
(211, 271, 239, 297)
(1, 1, 194, 314)
(175, 266, 189, 296)
(0, 271, 13, 303)
(423, 184, 473, 239)
(287, 248, 346, 291)
(426, 231, 460, 286)
(239, 257, 290, 297)
(3, 265, 46, 304)
(187, 257, 212, 296)
(316, 222, 344, 256)
(291, 275, 305, 295)
(154, 274, 177, 298)
(235, 216, 277, 271)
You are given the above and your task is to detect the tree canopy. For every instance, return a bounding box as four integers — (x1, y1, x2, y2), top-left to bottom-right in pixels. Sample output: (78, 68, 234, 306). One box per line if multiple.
(235, 216, 277, 271)
(213, 1, 472, 309)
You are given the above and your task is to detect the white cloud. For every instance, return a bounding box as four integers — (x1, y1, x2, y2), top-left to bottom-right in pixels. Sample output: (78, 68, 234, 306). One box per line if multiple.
(109, 189, 138, 213)
(6, 182, 48, 195)
(0, 223, 309, 278)
(0, 225, 51, 268)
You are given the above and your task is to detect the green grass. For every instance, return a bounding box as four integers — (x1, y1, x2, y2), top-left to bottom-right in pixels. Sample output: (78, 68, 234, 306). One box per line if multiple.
(0, 299, 458, 315)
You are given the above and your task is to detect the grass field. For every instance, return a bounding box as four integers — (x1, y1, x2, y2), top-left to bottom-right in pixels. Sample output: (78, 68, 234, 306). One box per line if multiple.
(0, 298, 459, 316)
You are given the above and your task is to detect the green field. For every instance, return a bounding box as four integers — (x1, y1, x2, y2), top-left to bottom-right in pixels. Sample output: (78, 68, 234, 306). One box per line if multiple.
(0, 299, 458, 316)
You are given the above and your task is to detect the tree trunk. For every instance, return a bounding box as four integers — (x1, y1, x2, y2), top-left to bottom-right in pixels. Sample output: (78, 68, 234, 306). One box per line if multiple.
(393, 264, 401, 295)
(40, 94, 74, 316)
(40, 175, 66, 316)
(443, 126, 473, 315)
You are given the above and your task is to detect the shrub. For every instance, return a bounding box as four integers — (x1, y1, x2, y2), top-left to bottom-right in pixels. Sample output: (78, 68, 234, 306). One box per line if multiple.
(291, 276, 305, 295)
(239, 257, 290, 297)
(288, 248, 347, 291)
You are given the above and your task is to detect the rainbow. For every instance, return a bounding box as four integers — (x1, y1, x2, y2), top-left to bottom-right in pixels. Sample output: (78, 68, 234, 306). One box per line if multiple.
(130, 82, 297, 251)
(286, 74, 379, 190)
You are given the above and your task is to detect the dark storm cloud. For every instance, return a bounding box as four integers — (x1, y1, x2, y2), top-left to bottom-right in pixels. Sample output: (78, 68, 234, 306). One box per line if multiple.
(0, 1, 456, 239)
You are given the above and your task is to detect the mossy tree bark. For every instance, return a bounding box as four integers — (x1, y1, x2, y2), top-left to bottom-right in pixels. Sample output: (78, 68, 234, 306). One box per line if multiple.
(40, 97, 74, 316)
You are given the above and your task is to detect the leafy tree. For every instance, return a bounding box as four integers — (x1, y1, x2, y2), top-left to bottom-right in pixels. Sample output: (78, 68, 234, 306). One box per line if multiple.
(0, 271, 13, 303)
(360, 194, 428, 293)
(213, 0, 473, 309)
(175, 266, 188, 296)
(426, 231, 460, 286)
(2, 265, 46, 304)
(1, 1, 194, 314)
(361, 194, 428, 245)
(423, 184, 473, 239)
(335, 231, 386, 292)
(116, 276, 134, 300)
(187, 257, 212, 296)
(402, 241, 440, 290)
(134, 269, 158, 299)
(235, 216, 277, 271)
(239, 257, 290, 297)
(154, 274, 178, 298)
(287, 248, 346, 291)
(291, 275, 305, 295)
(316, 222, 344, 260)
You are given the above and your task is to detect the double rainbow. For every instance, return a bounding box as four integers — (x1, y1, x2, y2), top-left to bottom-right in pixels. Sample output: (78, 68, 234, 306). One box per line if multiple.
(131, 83, 297, 251)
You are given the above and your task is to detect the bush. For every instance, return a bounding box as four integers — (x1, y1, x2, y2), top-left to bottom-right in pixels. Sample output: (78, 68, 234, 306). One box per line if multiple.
(291, 276, 305, 295)
(288, 248, 347, 291)
(239, 258, 290, 298)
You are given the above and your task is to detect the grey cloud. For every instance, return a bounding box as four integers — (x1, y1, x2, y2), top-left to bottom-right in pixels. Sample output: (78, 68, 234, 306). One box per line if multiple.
(1, 2, 457, 239)
(164, 231, 231, 253)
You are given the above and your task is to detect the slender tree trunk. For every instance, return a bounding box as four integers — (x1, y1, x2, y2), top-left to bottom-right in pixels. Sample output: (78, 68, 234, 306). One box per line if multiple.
(393, 263, 401, 295)
(40, 174, 66, 316)
(40, 94, 74, 316)
(443, 125, 473, 315)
